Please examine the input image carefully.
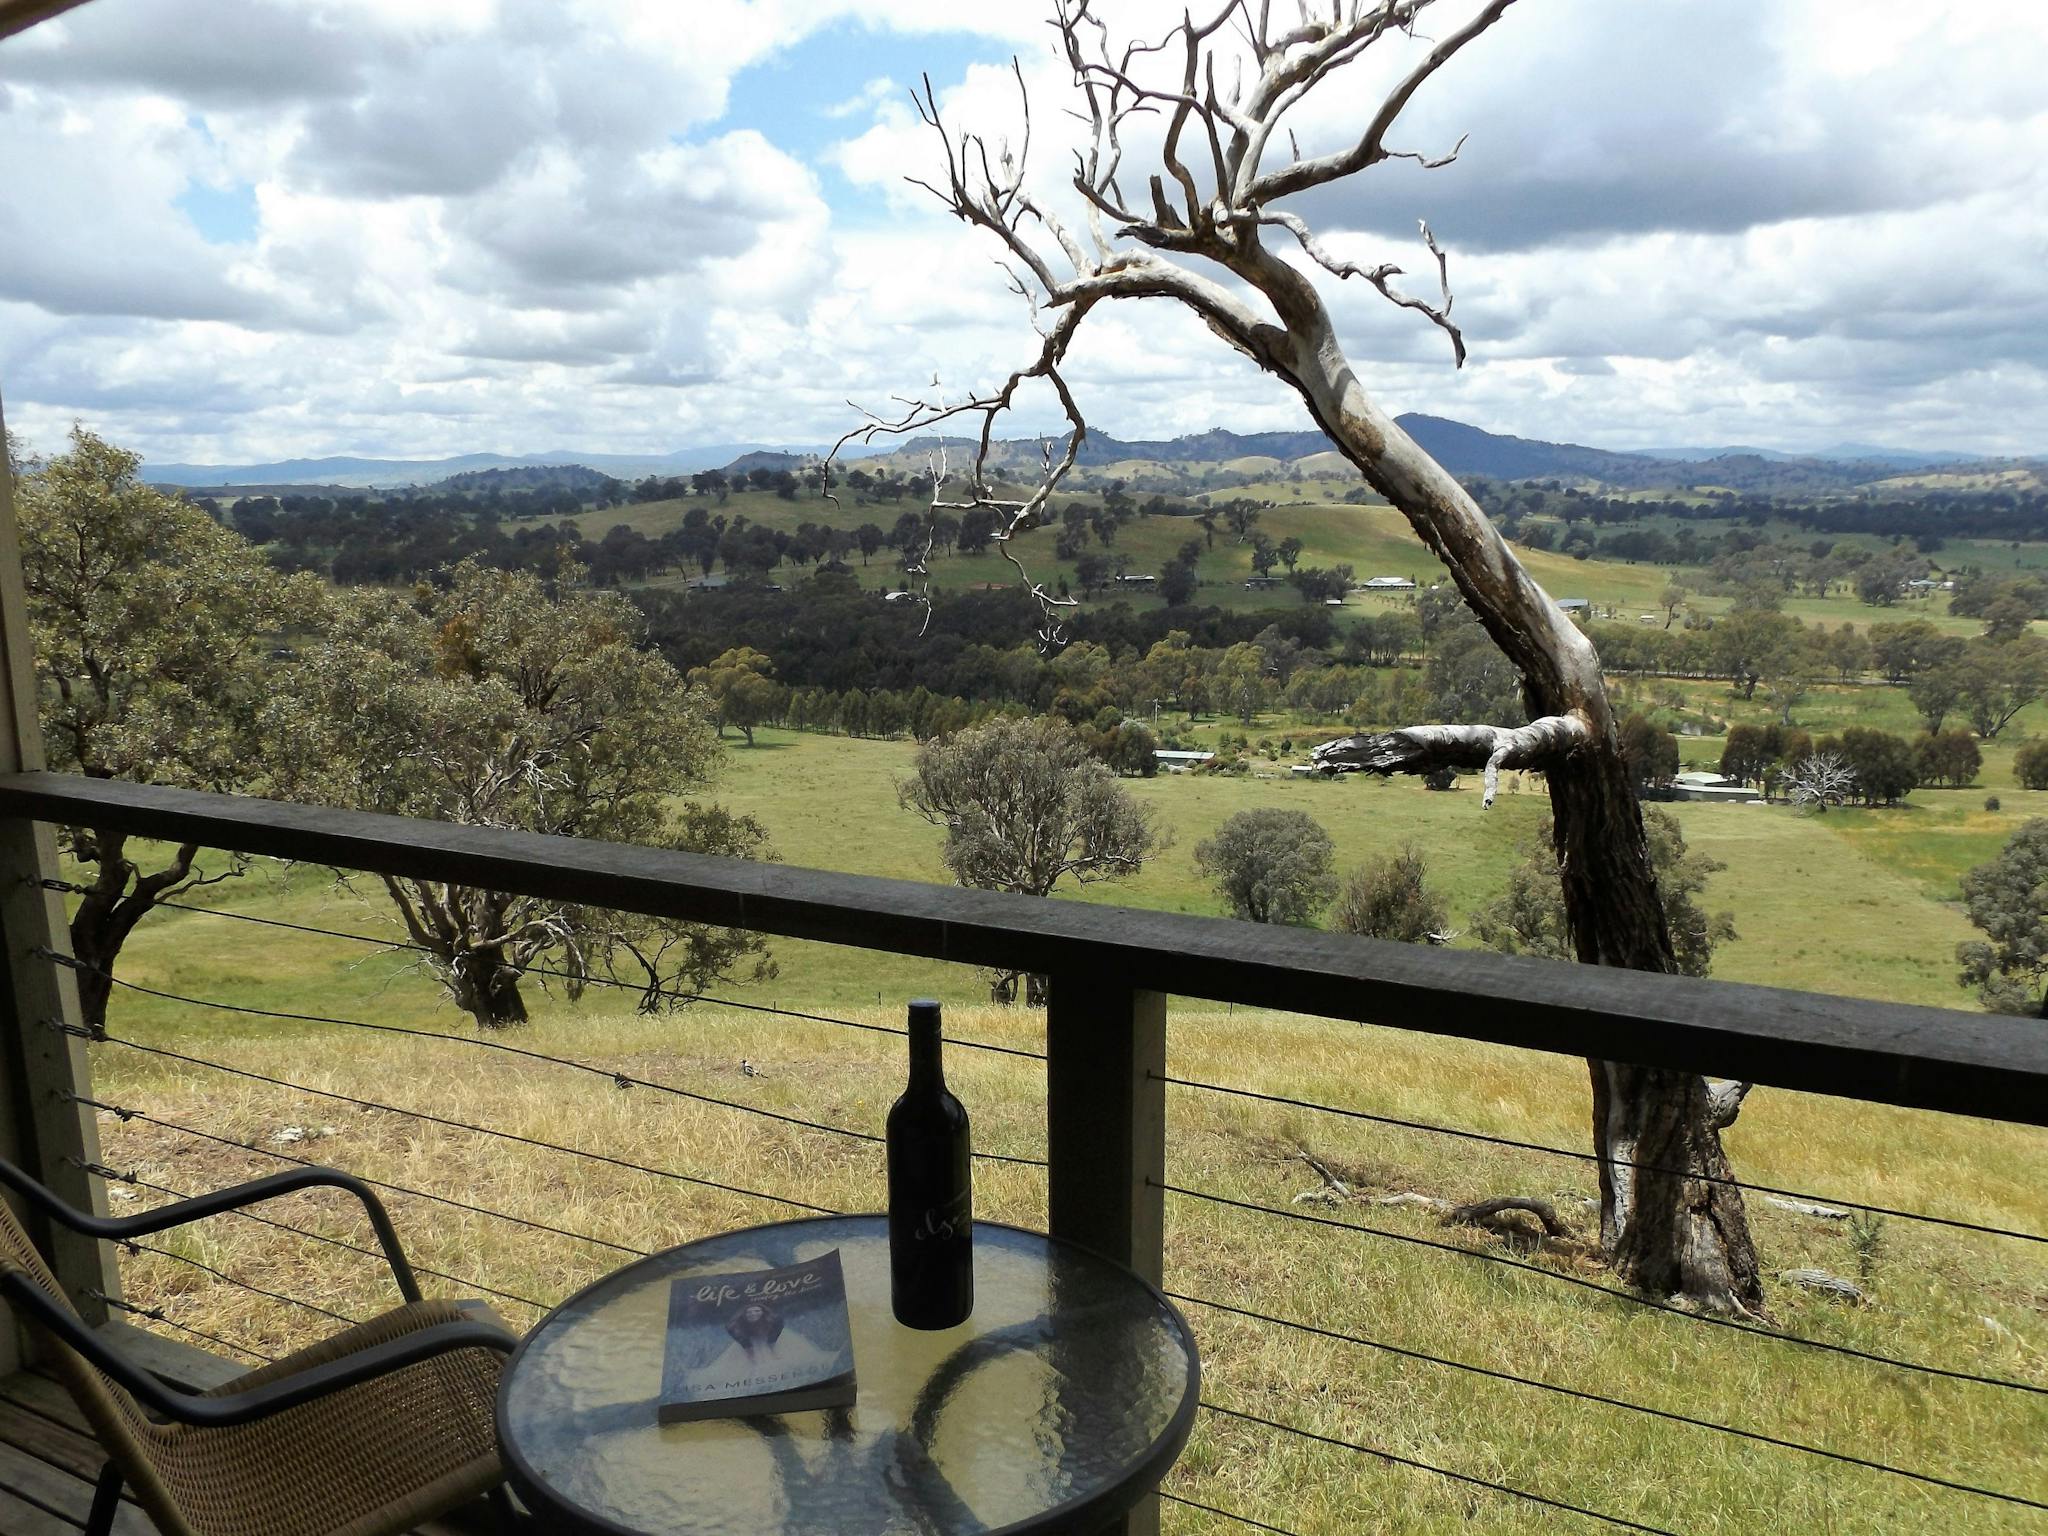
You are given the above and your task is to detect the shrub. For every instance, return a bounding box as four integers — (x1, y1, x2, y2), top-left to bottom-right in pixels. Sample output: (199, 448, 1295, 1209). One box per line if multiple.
(2016, 741, 2048, 790)
(1332, 846, 1448, 943)
(1193, 808, 1338, 924)
(1823, 727, 1918, 805)
(1986, 795, 2002, 812)
(1914, 728, 1982, 788)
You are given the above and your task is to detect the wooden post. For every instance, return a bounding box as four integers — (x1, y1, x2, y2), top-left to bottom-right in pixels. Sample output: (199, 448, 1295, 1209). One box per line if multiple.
(1046, 976, 1167, 1536)
(0, 397, 117, 1357)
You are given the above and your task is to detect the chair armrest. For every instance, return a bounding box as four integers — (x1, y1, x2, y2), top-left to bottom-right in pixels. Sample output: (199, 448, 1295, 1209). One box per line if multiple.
(182, 1316, 518, 1427)
(0, 1161, 420, 1303)
(0, 1272, 515, 1429)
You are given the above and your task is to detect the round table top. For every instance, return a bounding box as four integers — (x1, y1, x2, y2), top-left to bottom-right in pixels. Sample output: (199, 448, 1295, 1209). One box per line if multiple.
(496, 1215, 1200, 1536)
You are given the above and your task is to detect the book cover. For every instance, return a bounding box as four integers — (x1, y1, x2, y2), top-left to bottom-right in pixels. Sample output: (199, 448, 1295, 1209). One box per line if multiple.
(658, 1249, 856, 1424)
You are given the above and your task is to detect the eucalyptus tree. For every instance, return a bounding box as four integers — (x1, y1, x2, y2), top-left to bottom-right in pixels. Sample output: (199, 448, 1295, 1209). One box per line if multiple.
(265, 560, 772, 1027)
(13, 427, 315, 1028)
(839, 0, 1761, 1308)
(900, 714, 1160, 1004)
(1958, 819, 2048, 1016)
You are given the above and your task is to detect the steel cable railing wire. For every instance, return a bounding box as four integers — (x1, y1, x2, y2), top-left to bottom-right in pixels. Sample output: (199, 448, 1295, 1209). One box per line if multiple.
(1157, 1071, 2048, 1247)
(67, 1039, 842, 1218)
(1158, 1183, 2048, 1397)
(52, 886, 2035, 1242)
(40, 954, 1049, 1169)
(41, 897, 2042, 1479)
(78, 1159, 550, 1315)
(53, 887, 1047, 1061)
(1167, 1291, 2046, 1510)
(119, 1239, 360, 1326)
(90, 1289, 279, 1366)
(75, 1100, 650, 1259)
(1157, 1492, 1303, 1535)
(1199, 1400, 1683, 1535)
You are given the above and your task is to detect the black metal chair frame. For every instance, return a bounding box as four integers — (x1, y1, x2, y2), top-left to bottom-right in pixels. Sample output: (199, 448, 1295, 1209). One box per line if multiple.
(0, 1158, 521, 1534)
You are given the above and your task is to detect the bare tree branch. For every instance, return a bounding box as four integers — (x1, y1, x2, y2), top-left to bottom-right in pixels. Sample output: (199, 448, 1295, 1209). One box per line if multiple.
(1257, 208, 1465, 364)
(1247, 0, 1518, 203)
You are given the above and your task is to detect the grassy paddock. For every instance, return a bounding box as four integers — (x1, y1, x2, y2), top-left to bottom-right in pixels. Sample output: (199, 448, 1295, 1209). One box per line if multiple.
(95, 988, 2048, 1535)
(73, 702, 2048, 1532)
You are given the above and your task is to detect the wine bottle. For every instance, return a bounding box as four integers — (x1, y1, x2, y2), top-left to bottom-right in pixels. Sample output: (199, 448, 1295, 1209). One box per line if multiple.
(886, 998, 973, 1329)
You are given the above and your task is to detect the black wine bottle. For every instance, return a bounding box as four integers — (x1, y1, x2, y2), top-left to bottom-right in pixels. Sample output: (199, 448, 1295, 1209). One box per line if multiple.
(886, 998, 973, 1329)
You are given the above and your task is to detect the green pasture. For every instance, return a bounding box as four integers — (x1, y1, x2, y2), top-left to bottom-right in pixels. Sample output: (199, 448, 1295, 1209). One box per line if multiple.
(89, 712, 2048, 1534)
(597, 485, 2040, 646)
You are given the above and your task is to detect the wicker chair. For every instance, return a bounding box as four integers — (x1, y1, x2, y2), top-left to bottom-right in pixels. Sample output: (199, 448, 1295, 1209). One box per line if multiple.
(0, 1158, 519, 1536)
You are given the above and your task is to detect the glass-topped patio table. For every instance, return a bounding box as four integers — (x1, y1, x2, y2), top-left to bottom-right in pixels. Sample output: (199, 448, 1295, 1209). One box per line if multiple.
(496, 1214, 1201, 1536)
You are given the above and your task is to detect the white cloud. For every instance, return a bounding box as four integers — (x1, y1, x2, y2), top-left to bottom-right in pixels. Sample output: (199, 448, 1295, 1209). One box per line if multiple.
(1, 0, 2045, 463)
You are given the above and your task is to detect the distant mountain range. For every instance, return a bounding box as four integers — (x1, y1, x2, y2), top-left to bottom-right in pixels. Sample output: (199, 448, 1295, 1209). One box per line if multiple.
(143, 416, 2031, 494)
(142, 443, 892, 490)
(1633, 442, 1973, 469)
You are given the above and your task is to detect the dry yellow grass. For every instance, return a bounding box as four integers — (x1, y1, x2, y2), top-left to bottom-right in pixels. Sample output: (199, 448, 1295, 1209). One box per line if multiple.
(90, 998, 2048, 1536)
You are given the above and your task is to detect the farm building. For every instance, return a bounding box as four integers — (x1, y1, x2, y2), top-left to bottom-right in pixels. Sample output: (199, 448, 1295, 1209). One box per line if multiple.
(1357, 575, 1416, 590)
(1153, 749, 1216, 772)
(1670, 770, 1763, 804)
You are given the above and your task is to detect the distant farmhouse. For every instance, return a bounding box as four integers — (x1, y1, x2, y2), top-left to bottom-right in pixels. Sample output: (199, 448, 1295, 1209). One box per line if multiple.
(1242, 575, 1285, 590)
(1357, 575, 1416, 591)
(1669, 770, 1762, 804)
(1153, 749, 1216, 773)
(1556, 597, 1590, 614)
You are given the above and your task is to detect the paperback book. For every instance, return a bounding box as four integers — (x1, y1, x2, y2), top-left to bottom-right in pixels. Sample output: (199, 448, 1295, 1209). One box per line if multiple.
(658, 1249, 857, 1423)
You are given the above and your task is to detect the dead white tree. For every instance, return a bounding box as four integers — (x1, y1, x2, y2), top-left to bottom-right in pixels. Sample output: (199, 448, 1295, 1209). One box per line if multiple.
(1783, 752, 1855, 813)
(835, 0, 1761, 1312)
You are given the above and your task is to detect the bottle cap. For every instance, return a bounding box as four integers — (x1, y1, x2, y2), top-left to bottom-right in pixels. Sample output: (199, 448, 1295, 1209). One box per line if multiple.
(907, 998, 942, 1031)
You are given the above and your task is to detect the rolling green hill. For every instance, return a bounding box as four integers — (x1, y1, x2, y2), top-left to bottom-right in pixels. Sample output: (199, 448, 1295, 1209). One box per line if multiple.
(597, 484, 1994, 631)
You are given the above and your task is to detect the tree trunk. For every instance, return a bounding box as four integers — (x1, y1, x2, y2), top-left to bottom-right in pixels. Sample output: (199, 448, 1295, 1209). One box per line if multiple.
(1553, 756, 1763, 1311)
(67, 829, 203, 1032)
(988, 969, 1049, 1007)
(1295, 358, 1764, 1312)
(449, 943, 529, 1029)
(1592, 1061, 1761, 1309)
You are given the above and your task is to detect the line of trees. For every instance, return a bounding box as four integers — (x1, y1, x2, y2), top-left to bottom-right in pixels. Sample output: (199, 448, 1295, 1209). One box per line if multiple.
(15, 428, 776, 1030)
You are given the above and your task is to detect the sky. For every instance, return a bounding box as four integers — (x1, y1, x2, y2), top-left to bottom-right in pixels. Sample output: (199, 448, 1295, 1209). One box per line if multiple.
(2, 0, 2046, 466)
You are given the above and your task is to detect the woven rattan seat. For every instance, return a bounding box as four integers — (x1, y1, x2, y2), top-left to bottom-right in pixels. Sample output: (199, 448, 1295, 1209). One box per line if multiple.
(0, 1160, 518, 1536)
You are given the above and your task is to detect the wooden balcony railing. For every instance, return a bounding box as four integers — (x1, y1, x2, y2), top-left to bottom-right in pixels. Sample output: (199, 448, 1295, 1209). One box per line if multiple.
(1, 771, 2046, 1534)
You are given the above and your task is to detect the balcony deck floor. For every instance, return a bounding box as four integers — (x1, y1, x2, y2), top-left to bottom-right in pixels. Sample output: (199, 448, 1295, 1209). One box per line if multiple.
(0, 1364, 484, 1535)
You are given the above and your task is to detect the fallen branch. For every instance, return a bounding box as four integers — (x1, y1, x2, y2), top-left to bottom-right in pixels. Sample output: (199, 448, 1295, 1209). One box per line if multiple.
(1765, 1195, 1850, 1220)
(1780, 1268, 1865, 1305)
(1371, 1190, 1447, 1213)
(1311, 716, 1591, 807)
(1446, 1195, 1574, 1240)
(1290, 1146, 1356, 1205)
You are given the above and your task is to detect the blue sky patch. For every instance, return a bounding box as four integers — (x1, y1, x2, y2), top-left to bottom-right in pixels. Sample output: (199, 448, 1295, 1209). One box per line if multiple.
(719, 23, 1009, 211)
(175, 180, 259, 245)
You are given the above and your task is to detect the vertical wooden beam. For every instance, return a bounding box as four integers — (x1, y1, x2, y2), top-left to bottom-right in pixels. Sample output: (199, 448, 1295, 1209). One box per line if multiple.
(0, 397, 116, 1350)
(1046, 977, 1167, 1536)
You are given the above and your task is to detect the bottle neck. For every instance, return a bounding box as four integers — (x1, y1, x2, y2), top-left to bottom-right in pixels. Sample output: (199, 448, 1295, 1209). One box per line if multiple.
(908, 1016, 945, 1092)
